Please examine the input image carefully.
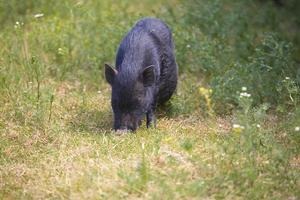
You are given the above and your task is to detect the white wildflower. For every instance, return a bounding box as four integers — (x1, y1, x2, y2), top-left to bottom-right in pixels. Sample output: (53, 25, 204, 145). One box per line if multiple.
(233, 124, 245, 129)
(58, 47, 67, 55)
(14, 21, 21, 29)
(233, 124, 240, 128)
(285, 77, 290, 80)
(141, 142, 145, 150)
(240, 92, 251, 98)
(264, 160, 270, 164)
(34, 13, 44, 18)
(242, 87, 247, 91)
(232, 124, 245, 133)
(295, 127, 300, 132)
(186, 44, 191, 48)
(256, 124, 261, 128)
(58, 48, 63, 54)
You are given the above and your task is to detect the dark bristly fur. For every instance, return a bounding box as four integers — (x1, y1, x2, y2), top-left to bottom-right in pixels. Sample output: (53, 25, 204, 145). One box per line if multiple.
(105, 18, 178, 131)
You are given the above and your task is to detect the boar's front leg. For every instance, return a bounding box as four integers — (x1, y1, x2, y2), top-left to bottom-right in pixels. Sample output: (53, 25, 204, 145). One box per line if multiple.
(146, 109, 156, 128)
(146, 95, 157, 128)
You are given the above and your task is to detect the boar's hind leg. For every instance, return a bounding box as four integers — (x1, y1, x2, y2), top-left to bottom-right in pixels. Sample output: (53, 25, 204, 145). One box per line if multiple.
(158, 52, 178, 105)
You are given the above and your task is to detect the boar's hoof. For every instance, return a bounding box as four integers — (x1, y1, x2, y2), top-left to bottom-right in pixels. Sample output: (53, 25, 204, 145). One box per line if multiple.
(146, 112, 156, 128)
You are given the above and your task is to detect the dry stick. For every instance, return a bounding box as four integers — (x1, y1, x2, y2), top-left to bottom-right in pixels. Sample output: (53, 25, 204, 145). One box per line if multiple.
(48, 94, 54, 123)
(37, 78, 40, 102)
(31, 56, 40, 109)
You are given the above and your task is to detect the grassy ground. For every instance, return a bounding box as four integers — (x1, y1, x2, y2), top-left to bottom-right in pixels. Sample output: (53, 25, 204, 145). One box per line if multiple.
(0, 0, 300, 199)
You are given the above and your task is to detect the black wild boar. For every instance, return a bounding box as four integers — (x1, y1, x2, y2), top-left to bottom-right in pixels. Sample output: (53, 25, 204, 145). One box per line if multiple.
(105, 18, 178, 131)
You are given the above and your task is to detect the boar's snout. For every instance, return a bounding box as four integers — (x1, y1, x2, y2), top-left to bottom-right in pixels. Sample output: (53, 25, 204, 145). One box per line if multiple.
(114, 114, 142, 132)
(115, 125, 136, 132)
(114, 125, 137, 132)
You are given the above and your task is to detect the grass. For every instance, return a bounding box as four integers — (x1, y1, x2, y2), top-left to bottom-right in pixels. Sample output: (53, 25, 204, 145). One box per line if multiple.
(1, 78, 299, 199)
(0, 0, 300, 199)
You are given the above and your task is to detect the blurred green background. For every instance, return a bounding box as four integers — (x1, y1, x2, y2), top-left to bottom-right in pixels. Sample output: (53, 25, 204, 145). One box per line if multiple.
(0, 0, 299, 113)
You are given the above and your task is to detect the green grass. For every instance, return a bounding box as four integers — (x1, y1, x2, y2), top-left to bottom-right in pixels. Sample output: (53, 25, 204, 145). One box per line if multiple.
(0, 0, 300, 199)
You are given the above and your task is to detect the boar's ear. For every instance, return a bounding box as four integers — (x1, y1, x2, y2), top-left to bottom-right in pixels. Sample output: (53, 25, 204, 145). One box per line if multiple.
(105, 63, 117, 85)
(141, 65, 155, 87)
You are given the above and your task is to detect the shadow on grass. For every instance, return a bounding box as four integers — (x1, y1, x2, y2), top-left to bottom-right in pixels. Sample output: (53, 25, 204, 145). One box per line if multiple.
(157, 103, 175, 118)
(68, 98, 183, 135)
(157, 100, 189, 119)
(68, 108, 113, 134)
